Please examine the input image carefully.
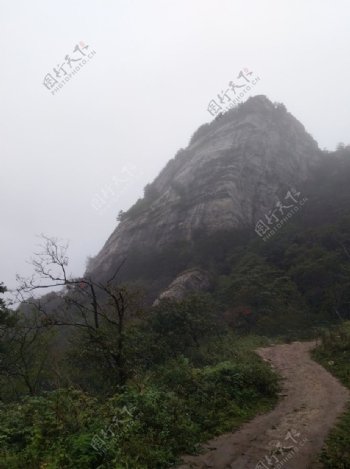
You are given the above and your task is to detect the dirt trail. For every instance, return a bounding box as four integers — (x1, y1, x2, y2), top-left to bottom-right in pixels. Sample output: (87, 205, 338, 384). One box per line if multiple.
(177, 341, 349, 469)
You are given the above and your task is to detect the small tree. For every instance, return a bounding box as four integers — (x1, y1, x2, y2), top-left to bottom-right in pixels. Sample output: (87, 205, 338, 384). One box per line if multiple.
(148, 294, 221, 358)
(16, 235, 141, 387)
(117, 209, 126, 222)
(0, 284, 54, 398)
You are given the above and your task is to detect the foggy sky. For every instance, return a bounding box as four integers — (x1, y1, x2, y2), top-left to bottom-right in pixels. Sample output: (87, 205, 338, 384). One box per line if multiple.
(1, 0, 350, 290)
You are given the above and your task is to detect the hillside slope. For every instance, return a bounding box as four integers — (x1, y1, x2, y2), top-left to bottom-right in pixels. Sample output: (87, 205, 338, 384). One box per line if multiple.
(87, 96, 320, 283)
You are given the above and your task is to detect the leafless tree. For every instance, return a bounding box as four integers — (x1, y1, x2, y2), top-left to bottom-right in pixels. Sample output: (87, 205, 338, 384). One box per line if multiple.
(16, 235, 139, 386)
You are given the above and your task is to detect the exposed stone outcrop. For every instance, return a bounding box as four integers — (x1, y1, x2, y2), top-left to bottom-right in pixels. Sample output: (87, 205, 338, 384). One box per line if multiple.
(87, 96, 320, 281)
(153, 268, 212, 305)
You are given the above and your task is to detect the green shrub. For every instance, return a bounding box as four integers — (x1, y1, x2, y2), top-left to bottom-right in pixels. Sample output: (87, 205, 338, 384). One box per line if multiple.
(313, 322, 350, 468)
(0, 344, 279, 468)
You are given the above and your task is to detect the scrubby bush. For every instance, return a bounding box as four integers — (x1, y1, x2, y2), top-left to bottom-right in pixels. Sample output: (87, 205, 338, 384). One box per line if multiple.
(313, 322, 350, 468)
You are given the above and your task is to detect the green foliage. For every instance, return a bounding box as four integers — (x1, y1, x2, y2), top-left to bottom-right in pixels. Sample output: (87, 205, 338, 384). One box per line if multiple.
(0, 389, 100, 469)
(123, 184, 160, 221)
(117, 210, 126, 222)
(123, 197, 150, 220)
(147, 294, 223, 359)
(216, 253, 310, 334)
(313, 322, 350, 389)
(313, 322, 350, 468)
(1, 285, 56, 400)
(0, 312, 56, 401)
(0, 285, 280, 467)
(143, 184, 159, 201)
(0, 283, 15, 331)
(0, 342, 278, 468)
(189, 123, 210, 145)
(3, 143, 350, 466)
(113, 148, 350, 336)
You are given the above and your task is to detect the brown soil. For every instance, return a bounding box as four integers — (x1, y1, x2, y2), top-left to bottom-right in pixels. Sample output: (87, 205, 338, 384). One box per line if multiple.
(177, 341, 349, 469)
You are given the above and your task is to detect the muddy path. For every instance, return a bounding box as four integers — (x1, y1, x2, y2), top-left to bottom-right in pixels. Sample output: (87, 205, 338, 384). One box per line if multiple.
(177, 341, 349, 469)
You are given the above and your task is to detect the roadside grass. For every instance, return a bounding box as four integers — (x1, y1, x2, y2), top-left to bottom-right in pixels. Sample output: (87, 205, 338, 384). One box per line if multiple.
(312, 321, 350, 468)
(0, 333, 280, 469)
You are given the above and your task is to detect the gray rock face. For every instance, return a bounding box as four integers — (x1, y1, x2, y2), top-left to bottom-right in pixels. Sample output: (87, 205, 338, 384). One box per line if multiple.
(87, 96, 320, 279)
(153, 268, 212, 305)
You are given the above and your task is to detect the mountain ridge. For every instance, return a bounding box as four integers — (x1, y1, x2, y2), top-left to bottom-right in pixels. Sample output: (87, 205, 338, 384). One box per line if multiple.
(87, 95, 321, 283)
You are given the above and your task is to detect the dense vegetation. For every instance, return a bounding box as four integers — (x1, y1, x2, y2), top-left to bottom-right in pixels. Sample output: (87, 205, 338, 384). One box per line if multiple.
(312, 322, 350, 468)
(1, 147, 350, 467)
(115, 147, 350, 333)
(0, 282, 279, 468)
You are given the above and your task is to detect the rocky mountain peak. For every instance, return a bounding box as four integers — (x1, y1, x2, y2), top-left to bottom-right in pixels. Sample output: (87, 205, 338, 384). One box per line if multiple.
(87, 95, 320, 281)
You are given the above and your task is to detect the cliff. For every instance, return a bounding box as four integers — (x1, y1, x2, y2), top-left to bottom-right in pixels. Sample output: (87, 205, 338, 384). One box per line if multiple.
(86, 96, 320, 283)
